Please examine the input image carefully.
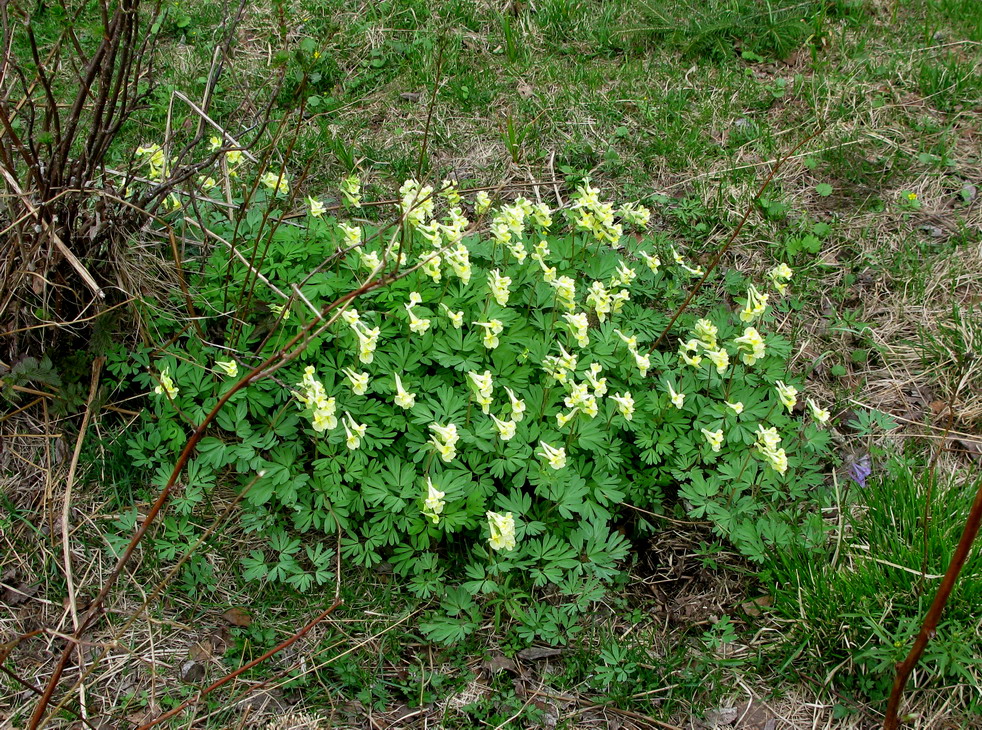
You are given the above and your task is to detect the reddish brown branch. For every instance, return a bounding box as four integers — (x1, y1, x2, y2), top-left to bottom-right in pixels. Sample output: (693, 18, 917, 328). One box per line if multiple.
(882, 473, 982, 729)
(27, 272, 394, 728)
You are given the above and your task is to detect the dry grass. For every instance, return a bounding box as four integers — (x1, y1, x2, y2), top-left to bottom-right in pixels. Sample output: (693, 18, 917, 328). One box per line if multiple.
(3, 1, 982, 728)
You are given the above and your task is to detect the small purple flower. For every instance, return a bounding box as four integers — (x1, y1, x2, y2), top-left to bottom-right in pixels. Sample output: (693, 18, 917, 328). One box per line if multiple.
(849, 455, 872, 488)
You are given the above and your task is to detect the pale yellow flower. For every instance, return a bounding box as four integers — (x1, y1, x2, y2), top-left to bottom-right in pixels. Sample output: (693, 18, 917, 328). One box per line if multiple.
(640, 251, 661, 272)
(440, 303, 464, 329)
(491, 414, 517, 441)
(153, 367, 179, 399)
(610, 392, 635, 420)
(768, 263, 794, 295)
(563, 312, 590, 348)
(343, 412, 366, 450)
(308, 197, 326, 217)
(474, 191, 493, 216)
(504, 387, 526, 422)
(667, 382, 685, 409)
(807, 398, 830, 424)
(487, 511, 516, 552)
(342, 367, 370, 395)
(340, 174, 361, 207)
(474, 320, 503, 349)
(556, 409, 578, 428)
(775, 381, 798, 412)
(422, 476, 445, 524)
(394, 374, 416, 409)
(537, 441, 567, 470)
(488, 269, 512, 306)
(701, 428, 724, 452)
(734, 327, 766, 366)
(740, 285, 769, 323)
(260, 171, 289, 195)
(215, 360, 238, 378)
(704, 348, 729, 375)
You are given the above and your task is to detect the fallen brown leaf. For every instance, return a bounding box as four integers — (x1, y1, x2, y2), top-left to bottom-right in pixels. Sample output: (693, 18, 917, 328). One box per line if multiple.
(517, 646, 564, 661)
(188, 640, 212, 661)
(221, 606, 252, 627)
(483, 652, 517, 674)
(739, 595, 773, 617)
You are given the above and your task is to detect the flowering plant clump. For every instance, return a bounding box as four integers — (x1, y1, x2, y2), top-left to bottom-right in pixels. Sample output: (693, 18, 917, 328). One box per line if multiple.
(109, 162, 833, 639)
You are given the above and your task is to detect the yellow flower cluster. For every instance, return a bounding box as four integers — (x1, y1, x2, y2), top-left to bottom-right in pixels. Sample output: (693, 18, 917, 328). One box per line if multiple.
(667, 381, 685, 409)
(260, 171, 289, 195)
(439, 179, 461, 207)
(610, 391, 635, 421)
(163, 194, 182, 212)
(767, 263, 794, 295)
(422, 477, 446, 524)
(487, 511, 516, 551)
(467, 370, 494, 414)
(504, 387, 526, 421)
(739, 285, 769, 323)
(393, 374, 416, 409)
(399, 179, 435, 228)
(429, 422, 460, 463)
(490, 198, 542, 263)
(701, 427, 725, 452)
(296, 366, 338, 433)
(775, 381, 798, 412)
(343, 412, 367, 449)
(340, 174, 362, 207)
(542, 344, 578, 382)
(671, 247, 704, 277)
(586, 280, 629, 321)
(755, 425, 788, 474)
(640, 250, 661, 272)
(733, 327, 766, 366)
(207, 135, 244, 172)
(136, 143, 167, 180)
(490, 413, 518, 440)
(215, 360, 238, 378)
(618, 202, 651, 228)
(488, 269, 512, 306)
(445, 242, 473, 284)
(559, 377, 600, 424)
(339, 222, 362, 249)
(551, 276, 577, 311)
(569, 182, 623, 244)
(307, 197, 326, 217)
(421, 251, 442, 282)
(441, 303, 464, 329)
(807, 398, 830, 424)
(474, 190, 493, 216)
(342, 367, 370, 395)
(679, 319, 728, 374)
(347, 317, 380, 364)
(563, 312, 590, 348)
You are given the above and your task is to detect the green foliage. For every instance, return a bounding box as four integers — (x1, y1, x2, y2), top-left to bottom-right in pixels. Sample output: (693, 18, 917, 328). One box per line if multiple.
(763, 453, 982, 704)
(634, 0, 863, 61)
(104, 165, 832, 638)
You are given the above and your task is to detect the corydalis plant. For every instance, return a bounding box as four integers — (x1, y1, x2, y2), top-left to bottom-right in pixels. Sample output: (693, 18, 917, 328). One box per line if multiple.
(117, 169, 834, 620)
